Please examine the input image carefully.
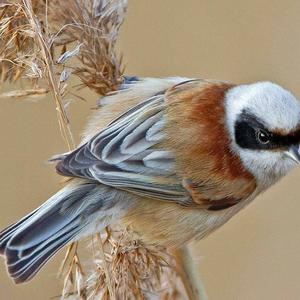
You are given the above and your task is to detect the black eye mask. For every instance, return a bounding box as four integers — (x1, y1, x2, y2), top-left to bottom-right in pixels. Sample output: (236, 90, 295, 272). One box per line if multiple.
(234, 111, 300, 151)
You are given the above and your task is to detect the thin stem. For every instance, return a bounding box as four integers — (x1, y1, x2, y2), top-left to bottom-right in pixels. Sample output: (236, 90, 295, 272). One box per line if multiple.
(171, 245, 208, 300)
(96, 233, 115, 299)
(22, 0, 75, 151)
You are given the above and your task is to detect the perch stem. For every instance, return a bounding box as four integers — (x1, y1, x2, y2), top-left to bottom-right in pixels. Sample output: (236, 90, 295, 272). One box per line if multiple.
(96, 233, 115, 299)
(171, 245, 208, 300)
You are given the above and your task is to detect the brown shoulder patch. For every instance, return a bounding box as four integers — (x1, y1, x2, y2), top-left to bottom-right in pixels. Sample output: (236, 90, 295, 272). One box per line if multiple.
(164, 80, 256, 208)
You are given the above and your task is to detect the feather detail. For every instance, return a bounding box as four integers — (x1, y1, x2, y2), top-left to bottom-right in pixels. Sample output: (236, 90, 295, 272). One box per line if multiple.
(0, 180, 132, 283)
(0, 180, 130, 283)
(55, 89, 191, 205)
(164, 79, 257, 205)
(55, 78, 256, 210)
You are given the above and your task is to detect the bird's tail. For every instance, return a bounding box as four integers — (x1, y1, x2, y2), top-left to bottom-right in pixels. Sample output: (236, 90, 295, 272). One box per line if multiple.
(0, 180, 129, 283)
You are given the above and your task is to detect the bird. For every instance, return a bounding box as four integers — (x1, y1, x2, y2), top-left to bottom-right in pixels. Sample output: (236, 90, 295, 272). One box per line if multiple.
(1, 76, 300, 284)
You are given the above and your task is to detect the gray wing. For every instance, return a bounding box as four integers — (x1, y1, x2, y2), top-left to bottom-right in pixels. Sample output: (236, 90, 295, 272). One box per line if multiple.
(55, 94, 191, 204)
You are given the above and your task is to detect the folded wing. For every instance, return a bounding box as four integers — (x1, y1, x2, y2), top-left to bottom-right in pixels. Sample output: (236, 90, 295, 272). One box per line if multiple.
(55, 94, 191, 205)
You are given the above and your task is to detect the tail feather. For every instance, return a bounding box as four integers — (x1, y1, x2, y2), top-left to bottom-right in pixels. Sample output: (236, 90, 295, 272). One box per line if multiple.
(0, 210, 37, 255)
(0, 180, 128, 283)
(7, 226, 81, 283)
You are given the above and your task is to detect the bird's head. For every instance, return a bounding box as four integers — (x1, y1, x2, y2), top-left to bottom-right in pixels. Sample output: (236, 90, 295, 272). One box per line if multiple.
(225, 82, 300, 189)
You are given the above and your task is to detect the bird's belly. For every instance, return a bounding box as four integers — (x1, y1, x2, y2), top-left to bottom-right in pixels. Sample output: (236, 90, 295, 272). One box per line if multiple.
(121, 197, 241, 248)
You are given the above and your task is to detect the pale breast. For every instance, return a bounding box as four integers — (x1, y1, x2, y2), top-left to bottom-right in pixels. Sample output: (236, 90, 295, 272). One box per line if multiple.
(121, 192, 258, 248)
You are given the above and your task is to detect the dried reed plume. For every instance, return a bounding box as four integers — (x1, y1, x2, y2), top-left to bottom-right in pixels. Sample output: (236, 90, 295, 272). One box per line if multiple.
(49, 0, 126, 95)
(61, 227, 185, 300)
(0, 1, 188, 299)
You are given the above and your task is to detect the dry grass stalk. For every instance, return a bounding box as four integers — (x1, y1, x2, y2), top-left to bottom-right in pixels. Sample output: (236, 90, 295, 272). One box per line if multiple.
(0, 88, 48, 98)
(22, 0, 75, 149)
(61, 227, 185, 300)
(48, 0, 126, 95)
(0, 0, 75, 149)
(0, 0, 126, 144)
(0, 1, 43, 84)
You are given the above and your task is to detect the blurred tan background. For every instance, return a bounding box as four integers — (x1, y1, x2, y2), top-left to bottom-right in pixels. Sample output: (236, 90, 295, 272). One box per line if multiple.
(1, 0, 300, 299)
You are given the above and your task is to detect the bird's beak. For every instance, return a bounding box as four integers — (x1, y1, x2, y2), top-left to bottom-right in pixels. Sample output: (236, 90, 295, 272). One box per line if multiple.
(285, 144, 300, 164)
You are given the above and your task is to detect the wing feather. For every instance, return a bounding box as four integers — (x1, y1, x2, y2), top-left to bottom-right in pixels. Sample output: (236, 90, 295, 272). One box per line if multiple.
(55, 94, 190, 204)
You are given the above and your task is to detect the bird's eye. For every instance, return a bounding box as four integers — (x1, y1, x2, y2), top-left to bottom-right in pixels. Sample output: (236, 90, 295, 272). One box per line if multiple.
(256, 130, 270, 144)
